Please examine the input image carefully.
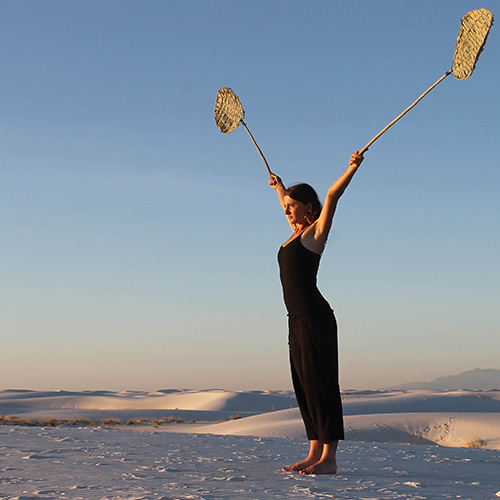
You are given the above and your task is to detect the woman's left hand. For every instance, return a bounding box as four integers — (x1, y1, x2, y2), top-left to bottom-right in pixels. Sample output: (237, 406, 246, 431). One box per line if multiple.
(349, 151, 364, 169)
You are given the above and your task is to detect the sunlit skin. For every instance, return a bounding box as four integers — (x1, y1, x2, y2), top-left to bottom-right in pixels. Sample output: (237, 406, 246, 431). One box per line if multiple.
(269, 151, 364, 475)
(282, 196, 311, 231)
(271, 151, 363, 256)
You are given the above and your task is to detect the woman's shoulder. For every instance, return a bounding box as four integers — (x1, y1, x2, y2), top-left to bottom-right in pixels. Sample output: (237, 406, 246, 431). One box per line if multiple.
(300, 222, 324, 255)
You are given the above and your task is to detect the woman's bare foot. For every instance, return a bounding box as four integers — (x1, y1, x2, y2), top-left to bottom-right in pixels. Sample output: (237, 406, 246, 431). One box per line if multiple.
(282, 440, 323, 472)
(282, 457, 319, 472)
(299, 458, 337, 475)
(297, 440, 339, 475)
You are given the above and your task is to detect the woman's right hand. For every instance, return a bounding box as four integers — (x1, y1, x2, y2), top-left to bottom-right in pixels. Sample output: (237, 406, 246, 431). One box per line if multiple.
(269, 174, 282, 190)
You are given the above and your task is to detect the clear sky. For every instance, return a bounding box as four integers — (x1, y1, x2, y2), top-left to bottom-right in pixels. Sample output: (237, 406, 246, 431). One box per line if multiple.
(1, 0, 498, 391)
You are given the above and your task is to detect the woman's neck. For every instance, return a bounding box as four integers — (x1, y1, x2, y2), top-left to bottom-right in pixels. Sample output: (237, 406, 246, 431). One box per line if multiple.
(293, 222, 310, 234)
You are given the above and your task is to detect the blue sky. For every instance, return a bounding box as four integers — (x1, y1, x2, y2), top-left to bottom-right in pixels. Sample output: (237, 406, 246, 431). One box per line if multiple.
(1, 0, 498, 391)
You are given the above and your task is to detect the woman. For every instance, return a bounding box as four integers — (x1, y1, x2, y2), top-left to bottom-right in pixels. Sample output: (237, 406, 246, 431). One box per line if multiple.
(269, 151, 364, 475)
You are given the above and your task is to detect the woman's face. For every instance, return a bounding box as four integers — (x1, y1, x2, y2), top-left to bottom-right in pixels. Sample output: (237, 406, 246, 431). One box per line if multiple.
(283, 195, 310, 226)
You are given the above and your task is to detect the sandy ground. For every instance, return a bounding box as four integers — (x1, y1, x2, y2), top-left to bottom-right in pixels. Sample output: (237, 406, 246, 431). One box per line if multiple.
(1, 388, 500, 499)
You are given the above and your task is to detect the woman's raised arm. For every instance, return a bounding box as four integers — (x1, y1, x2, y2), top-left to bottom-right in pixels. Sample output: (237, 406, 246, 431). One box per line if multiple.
(269, 173, 286, 208)
(306, 152, 364, 251)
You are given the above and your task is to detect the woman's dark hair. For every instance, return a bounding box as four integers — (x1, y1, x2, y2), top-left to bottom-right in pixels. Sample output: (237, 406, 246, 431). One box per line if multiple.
(285, 183, 322, 224)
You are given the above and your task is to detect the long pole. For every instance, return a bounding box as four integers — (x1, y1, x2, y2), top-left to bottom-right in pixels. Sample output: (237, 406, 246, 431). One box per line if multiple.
(360, 69, 453, 154)
(241, 121, 273, 175)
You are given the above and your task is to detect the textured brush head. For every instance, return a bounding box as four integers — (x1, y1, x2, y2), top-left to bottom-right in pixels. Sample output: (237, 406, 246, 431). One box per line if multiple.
(452, 8, 494, 80)
(214, 87, 245, 134)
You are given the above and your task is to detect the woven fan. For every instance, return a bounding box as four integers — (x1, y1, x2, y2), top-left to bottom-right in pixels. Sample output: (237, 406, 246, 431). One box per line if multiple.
(360, 8, 494, 154)
(214, 87, 272, 175)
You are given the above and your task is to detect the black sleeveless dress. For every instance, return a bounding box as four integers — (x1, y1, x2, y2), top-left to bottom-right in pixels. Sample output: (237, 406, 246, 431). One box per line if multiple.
(278, 236, 344, 443)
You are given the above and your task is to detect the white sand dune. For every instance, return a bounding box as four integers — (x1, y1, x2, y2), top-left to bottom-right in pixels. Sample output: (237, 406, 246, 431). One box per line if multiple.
(168, 409, 500, 450)
(3, 388, 499, 413)
(345, 412, 500, 449)
(2, 388, 500, 450)
(342, 388, 500, 415)
(2, 388, 500, 499)
(0, 388, 296, 412)
(0, 388, 297, 423)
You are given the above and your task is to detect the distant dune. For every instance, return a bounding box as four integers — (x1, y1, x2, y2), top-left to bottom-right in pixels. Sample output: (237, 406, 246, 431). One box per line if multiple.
(386, 368, 500, 390)
(2, 387, 500, 450)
